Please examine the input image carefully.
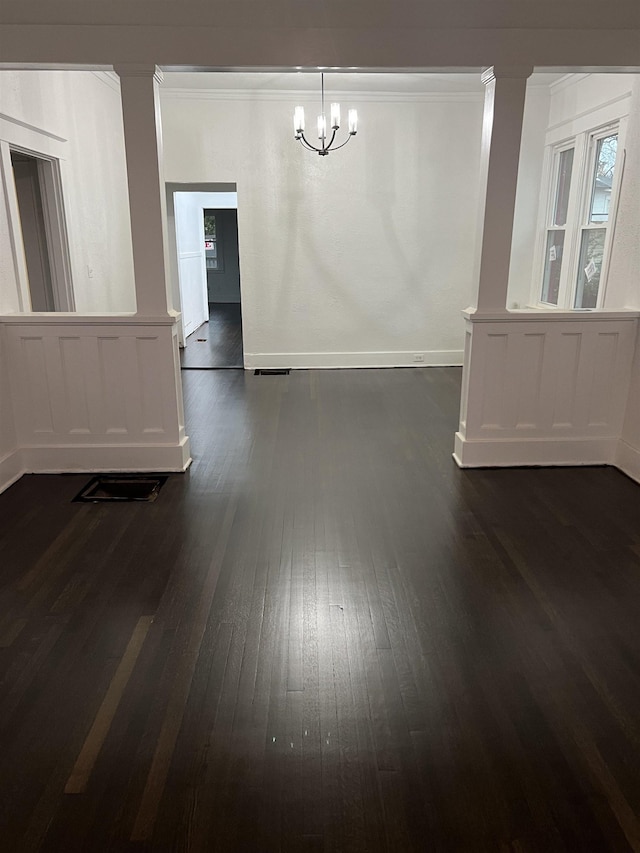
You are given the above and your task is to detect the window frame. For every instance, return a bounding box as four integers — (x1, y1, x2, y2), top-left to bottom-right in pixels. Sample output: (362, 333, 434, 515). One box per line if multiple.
(532, 116, 627, 312)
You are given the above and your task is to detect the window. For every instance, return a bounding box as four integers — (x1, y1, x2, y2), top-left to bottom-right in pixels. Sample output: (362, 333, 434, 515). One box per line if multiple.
(204, 210, 224, 272)
(541, 146, 574, 306)
(537, 124, 622, 310)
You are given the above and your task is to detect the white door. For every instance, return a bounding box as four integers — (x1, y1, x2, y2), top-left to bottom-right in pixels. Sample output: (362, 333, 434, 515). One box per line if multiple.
(174, 193, 208, 339)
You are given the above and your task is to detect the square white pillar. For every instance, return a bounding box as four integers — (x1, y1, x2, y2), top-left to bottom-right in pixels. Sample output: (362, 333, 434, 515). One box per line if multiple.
(475, 66, 533, 313)
(115, 64, 172, 316)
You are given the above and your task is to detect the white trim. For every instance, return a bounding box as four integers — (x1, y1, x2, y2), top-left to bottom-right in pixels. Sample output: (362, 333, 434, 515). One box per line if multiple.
(245, 350, 464, 369)
(0, 140, 31, 311)
(546, 92, 632, 135)
(0, 313, 178, 325)
(160, 88, 484, 104)
(0, 113, 67, 144)
(548, 73, 591, 94)
(462, 309, 639, 322)
(0, 449, 25, 495)
(453, 432, 618, 468)
(616, 439, 640, 485)
(91, 70, 121, 93)
(17, 441, 192, 475)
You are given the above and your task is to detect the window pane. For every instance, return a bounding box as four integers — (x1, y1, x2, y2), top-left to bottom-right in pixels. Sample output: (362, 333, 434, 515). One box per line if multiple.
(541, 231, 565, 305)
(204, 212, 217, 239)
(589, 134, 617, 223)
(574, 228, 606, 309)
(553, 148, 574, 226)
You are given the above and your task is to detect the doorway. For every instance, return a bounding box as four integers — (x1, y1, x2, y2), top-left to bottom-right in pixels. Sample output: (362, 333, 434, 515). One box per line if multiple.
(197, 208, 243, 367)
(167, 185, 244, 369)
(8, 149, 74, 312)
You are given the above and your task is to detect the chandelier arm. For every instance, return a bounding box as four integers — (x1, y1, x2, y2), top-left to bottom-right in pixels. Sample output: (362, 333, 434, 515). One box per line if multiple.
(325, 128, 338, 151)
(298, 133, 322, 153)
(327, 133, 354, 152)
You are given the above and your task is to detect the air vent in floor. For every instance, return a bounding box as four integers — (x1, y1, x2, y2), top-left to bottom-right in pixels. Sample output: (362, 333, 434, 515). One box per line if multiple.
(73, 475, 168, 503)
(254, 369, 291, 375)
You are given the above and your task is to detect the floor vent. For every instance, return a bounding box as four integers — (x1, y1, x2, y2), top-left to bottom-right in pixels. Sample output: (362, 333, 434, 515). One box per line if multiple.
(254, 369, 291, 376)
(73, 475, 168, 503)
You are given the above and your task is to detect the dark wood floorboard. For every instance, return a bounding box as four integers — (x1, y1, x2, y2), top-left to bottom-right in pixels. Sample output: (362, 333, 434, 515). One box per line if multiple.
(179, 302, 243, 369)
(1, 367, 640, 851)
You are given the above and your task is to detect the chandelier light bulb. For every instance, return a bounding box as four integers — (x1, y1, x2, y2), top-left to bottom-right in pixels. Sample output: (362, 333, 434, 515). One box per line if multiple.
(348, 109, 358, 135)
(330, 103, 341, 130)
(294, 106, 305, 136)
(317, 114, 326, 140)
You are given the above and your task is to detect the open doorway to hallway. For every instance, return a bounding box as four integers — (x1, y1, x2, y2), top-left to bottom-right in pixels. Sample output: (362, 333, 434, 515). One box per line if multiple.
(192, 207, 243, 368)
(6, 148, 75, 312)
(166, 184, 244, 369)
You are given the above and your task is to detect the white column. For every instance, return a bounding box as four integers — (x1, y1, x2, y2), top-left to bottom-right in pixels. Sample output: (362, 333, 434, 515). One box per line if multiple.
(475, 66, 533, 313)
(115, 64, 171, 316)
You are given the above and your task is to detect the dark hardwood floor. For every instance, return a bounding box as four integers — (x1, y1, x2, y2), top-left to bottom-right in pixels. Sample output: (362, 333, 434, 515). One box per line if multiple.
(1, 367, 640, 851)
(180, 303, 243, 369)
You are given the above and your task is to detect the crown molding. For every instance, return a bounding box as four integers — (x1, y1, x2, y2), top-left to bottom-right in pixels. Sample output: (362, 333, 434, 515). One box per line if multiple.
(91, 69, 120, 92)
(545, 90, 632, 133)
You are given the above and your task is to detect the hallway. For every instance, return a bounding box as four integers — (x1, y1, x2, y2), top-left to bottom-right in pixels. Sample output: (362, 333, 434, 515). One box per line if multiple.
(180, 302, 244, 369)
(0, 368, 639, 851)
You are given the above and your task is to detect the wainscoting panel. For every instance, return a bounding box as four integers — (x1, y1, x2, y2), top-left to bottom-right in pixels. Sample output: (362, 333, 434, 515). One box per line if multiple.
(2, 316, 191, 480)
(455, 311, 639, 469)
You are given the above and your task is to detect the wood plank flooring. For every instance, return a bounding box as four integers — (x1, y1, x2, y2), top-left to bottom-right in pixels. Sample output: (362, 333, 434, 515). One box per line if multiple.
(1, 367, 640, 851)
(180, 303, 243, 369)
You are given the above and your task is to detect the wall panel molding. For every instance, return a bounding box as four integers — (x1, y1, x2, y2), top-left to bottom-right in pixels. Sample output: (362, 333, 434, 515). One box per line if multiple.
(455, 311, 639, 474)
(2, 318, 191, 481)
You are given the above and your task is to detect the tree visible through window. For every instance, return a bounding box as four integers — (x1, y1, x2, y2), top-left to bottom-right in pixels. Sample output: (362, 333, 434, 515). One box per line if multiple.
(574, 133, 617, 309)
(204, 210, 224, 272)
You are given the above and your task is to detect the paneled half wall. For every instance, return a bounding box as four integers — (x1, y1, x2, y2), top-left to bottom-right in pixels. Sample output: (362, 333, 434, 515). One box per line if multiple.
(0, 316, 191, 491)
(455, 310, 639, 479)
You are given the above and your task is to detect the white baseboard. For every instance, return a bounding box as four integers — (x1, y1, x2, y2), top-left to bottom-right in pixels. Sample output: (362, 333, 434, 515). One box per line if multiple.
(18, 439, 192, 477)
(245, 350, 464, 369)
(453, 432, 618, 469)
(615, 439, 640, 485)
(0, 448, 25, 495)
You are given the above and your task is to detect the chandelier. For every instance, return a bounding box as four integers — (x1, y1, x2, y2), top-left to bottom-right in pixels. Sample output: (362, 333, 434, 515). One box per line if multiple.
(293, 73, 358, 156)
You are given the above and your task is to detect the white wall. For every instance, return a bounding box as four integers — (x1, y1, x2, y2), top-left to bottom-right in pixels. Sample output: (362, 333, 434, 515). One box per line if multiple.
(161, 79, 484, 367)
(0, 70, 135, 314)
